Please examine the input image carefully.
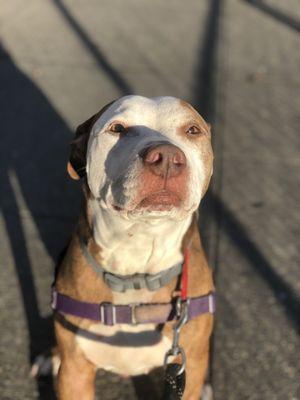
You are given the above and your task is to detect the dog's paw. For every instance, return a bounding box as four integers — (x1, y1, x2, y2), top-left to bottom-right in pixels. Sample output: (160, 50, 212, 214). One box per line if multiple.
(201, 383, 214, 400)
(30, 350, 60, 378)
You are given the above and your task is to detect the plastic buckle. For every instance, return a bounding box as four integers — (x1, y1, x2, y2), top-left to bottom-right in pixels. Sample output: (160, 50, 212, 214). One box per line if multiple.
(131, 275, 142, 290)
(145, 273, 161, 291)
(100, 303, 116, 325)
(104, 273, 125, 292)
(131, 303, 139, 325)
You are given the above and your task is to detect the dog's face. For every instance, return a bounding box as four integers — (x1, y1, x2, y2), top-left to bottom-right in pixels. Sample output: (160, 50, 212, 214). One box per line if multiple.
(68, 96, 213, 220)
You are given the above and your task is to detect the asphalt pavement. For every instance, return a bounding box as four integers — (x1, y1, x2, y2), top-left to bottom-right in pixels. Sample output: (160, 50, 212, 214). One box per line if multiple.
(0, 0, 299, 399)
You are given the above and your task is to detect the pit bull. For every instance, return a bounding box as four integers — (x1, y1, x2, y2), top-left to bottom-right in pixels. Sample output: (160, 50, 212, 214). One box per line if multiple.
(53, 95, 214, 399)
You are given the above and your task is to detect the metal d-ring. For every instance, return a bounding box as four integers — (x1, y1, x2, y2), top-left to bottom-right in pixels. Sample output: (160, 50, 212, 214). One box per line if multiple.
(164, 346, 187, 376)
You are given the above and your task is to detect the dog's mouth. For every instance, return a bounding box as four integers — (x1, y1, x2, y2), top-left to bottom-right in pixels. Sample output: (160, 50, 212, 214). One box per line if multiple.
(112, 190, 181, 213)
(138, 190, 181, 210)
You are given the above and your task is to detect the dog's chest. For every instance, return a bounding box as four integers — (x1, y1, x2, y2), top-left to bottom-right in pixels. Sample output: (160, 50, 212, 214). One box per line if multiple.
(76, 323, 171, 375)
(76, 290, 171, 376)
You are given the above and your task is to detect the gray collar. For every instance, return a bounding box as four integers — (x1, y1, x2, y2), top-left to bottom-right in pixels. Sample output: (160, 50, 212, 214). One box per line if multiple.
(79, 237, 182, 293)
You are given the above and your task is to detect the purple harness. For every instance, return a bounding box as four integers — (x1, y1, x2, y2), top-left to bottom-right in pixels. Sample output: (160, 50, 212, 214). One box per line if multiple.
(51, 288, 215, 325)
(52, 236, 216, 325)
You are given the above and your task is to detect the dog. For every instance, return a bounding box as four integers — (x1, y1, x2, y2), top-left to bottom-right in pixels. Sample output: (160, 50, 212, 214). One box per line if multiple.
(53, 95, 214, 399)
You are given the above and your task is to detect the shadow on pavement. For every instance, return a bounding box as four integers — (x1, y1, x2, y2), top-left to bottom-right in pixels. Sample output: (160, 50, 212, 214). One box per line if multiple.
(52, 0, 133, 95)
(192, 0, 223, 390)
(210, 193, 300, 332)
(193, 0, 222, 123)
(0, 43, 79, 399)
(243, 0, 300, 33)
(193, 0, 223, 267)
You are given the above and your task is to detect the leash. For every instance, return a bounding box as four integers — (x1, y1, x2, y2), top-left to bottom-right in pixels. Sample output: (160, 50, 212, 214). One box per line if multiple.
(162, 249, 190, 400)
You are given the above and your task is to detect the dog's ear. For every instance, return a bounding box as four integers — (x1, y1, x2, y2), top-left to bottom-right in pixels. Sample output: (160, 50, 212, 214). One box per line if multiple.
(67, 113, 100, 180)
(67, 101, 116, 180)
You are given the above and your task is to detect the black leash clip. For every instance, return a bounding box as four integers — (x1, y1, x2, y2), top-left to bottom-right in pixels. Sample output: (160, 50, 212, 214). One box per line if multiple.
(163, 298, 189, 399)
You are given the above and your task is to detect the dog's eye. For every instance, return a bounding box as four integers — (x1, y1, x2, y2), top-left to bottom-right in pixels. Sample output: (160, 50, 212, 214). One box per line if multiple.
(186, 125, 201, 135)
(109, 123, 127, 134)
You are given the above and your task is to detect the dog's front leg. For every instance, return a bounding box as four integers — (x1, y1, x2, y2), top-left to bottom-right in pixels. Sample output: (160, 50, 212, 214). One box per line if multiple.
(179, 316, 213, 400)
(57, 354, 96, 400)
(182, 348, 209, 400)
(55, 319, 97, 400)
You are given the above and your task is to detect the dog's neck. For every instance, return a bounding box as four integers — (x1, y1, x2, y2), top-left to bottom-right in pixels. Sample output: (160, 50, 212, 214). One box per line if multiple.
(88, 198, 193, 276)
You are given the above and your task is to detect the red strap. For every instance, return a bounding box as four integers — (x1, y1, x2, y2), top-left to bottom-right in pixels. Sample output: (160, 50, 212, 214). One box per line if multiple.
(180, 249, 189, 300)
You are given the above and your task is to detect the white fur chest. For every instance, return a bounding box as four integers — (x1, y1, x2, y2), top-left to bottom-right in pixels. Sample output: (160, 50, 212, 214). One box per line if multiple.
(76, 322, 171, 375)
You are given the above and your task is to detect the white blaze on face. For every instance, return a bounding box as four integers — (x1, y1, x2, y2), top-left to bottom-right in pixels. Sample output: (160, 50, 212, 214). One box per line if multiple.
(86, 95, 208, 218)
(85, 95, 212, 275)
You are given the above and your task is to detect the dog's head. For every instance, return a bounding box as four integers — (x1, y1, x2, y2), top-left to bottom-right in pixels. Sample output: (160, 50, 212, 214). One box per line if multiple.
(68, 96, 213, 221)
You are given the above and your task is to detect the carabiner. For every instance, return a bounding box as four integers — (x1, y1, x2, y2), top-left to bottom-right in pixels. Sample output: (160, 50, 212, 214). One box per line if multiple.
(164, 298, 190, 376)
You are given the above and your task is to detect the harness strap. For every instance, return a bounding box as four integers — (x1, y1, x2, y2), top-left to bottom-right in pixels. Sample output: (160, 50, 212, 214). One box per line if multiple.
(51, 289, 215, 325)
(79, 237, 183, 293)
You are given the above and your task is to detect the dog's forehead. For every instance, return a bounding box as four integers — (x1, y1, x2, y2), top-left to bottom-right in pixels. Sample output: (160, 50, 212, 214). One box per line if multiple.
(93, 95, 203, 131)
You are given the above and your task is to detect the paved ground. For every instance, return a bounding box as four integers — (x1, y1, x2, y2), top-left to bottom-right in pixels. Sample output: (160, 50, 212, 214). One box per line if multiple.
(0, 0, 299, 399)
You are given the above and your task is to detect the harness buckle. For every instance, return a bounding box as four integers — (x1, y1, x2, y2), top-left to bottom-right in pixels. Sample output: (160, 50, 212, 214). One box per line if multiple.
(131, 303, 139, 325)
(104, 273, 125, 292)
(208, 293, 214, 314)
(100, 303, 117, 325)
(145, 273, 161, 291)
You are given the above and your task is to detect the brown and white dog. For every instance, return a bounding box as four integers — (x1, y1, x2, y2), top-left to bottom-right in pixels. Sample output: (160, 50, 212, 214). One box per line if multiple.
(54, 95, 214, 399)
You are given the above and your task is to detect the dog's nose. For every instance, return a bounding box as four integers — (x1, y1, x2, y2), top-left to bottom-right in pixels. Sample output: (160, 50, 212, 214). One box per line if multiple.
(140, 144, 186, 178)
